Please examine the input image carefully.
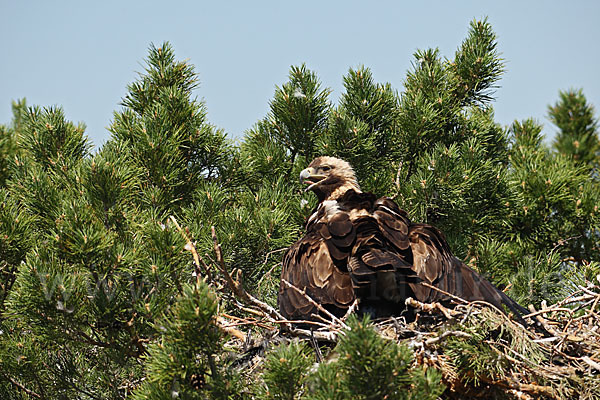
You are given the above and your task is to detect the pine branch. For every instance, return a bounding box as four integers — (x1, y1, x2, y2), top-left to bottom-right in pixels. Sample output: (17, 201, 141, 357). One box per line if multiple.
(210, 226, 280, 321)
(405, 297, 461, 320)
(1, 372, 42, 399)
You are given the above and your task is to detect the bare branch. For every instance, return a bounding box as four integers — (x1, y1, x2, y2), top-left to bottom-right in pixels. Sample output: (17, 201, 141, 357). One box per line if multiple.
(424, 330, 472, 346)
(281, 279, 348, 329)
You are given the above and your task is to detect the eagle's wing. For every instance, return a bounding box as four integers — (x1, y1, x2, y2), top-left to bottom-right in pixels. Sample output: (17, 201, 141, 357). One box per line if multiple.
(278, 228, 355, 321)
(406, 223, 454, 301)
(373, 197, 530, 318)
(407, 223, 529, 316)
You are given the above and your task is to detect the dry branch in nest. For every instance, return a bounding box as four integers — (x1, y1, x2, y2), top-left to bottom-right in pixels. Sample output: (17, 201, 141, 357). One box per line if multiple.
(173, 217, 600, 400)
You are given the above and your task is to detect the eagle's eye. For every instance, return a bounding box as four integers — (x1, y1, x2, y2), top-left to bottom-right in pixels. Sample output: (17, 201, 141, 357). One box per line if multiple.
(321, 165, 331, 172)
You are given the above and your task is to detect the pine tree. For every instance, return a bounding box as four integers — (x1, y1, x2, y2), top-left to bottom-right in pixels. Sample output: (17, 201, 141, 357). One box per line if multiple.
(110, 43, 231, 212)
(474, 116, 600, 305)
(1, 104, 97, 398)
(269, 64, 331, 163)
(0, 100, 26, 188)
(549, 89, 600, 172)
(0, 43, 237, 399)
(132, 280, 244, 399)
(393, 19, 508, 258)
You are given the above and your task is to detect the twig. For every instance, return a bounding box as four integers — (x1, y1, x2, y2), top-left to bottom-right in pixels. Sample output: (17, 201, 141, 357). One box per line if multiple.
(459, 303, 477, 324)
(1, 373, 42, 399)
(169, 216, 202, 273)
(294, 328, 338, 342)
(506, 388, 533, 400)
(405, 297, 460, 320)
(523, 307, 574, 319)
(420, 282, 470, 305)
(424, 330, 472, 346)
(516, 383, 559, 399)
(341, 299, 359, 322)
(257, 262, 282, 286)
(197, 254, 213, 281)
(281, 279, 348, 329)
(310, 330, 324, 363)
(218, 315, 273, 330)
(273, 319, 333, 329)
(551, 291, 596, 309)
(208, 226, 340, 341)
(170, 215, 216, 284)
(582, 356, 600, 372)
(170, 221, 338, 342)
(587, 294, 599, 326)
(256, 247, 287, 285)
(210, 226, 287, 326)
(216, 316, 246, 341)
(238, 305, 267, 318)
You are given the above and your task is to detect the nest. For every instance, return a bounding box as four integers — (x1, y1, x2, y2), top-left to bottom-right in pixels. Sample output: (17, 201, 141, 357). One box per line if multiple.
(174, 219, 600, 399)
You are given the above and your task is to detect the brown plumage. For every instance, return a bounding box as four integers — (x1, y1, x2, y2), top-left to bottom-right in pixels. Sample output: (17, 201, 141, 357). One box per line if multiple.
(278, 156, 530, 323)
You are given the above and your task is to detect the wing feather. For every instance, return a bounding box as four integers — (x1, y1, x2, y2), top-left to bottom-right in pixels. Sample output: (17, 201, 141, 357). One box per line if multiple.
(406, 222, 531, 322)
(278, 229, 354, 320)
(310, 245, 333, 288)
(373, 201, 411, 250)
(327, 212, 353, 237)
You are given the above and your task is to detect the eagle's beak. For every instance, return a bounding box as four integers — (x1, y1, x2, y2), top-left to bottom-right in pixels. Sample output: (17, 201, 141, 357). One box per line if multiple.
(300, 167, 326, 192)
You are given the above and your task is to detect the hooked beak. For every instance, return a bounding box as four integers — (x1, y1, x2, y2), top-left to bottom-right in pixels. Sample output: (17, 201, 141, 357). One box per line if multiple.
(300, 168, 326, 192)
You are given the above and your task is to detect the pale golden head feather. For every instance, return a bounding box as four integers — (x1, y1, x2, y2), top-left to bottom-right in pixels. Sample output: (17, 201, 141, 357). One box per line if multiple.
(300, 156, 361, 201)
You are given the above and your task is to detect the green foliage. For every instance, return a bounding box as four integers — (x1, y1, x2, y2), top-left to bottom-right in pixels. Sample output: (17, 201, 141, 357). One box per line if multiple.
(110, 42, 231, 213)
(82, 140, 142, 231)
(310, 316, 444, 400)
(445, 307, 544, 386)
(509, 252, 565, 306)
(269, 64, 331, 159)
(338, 66, 398, 155)
(564, 260, 600, 292)
(17, 106, 91, 171)
(460, 117, 600, 305)
(216, 178, 302, 283)
(0, 42, 233, 399)
(332, 315, 415, 398)
(392, 19, 512, 260)
(133, 281, 243, 399)
(259, 317, 445, 400)
(0, 100, 26, 187)
(0, 189, 35, 314)
(500, 120, 599, 284)
(317, 66, 400, 194)
(508, 119, 593, 248)
(449, 18, 504, 106)
(550, 89, 600, 170)
(240, 119, 294, 188)
(260, 341, 313, 400)
(182, 175, 304, 305)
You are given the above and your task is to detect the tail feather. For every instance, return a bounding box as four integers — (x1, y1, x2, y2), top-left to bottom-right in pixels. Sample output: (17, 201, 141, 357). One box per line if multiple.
(465, 265, 551, 337)
(435, 261, 551, 336)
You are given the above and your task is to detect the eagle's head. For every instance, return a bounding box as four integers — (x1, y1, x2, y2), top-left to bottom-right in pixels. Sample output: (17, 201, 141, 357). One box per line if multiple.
(300, 156, 361, 202)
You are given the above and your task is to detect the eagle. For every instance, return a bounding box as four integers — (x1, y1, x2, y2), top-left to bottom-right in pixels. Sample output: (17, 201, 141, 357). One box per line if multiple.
(278, 156, 530, 324)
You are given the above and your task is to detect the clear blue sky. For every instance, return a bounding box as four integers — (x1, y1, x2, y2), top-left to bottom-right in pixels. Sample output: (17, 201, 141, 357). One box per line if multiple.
(1, 1, 599, 147)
